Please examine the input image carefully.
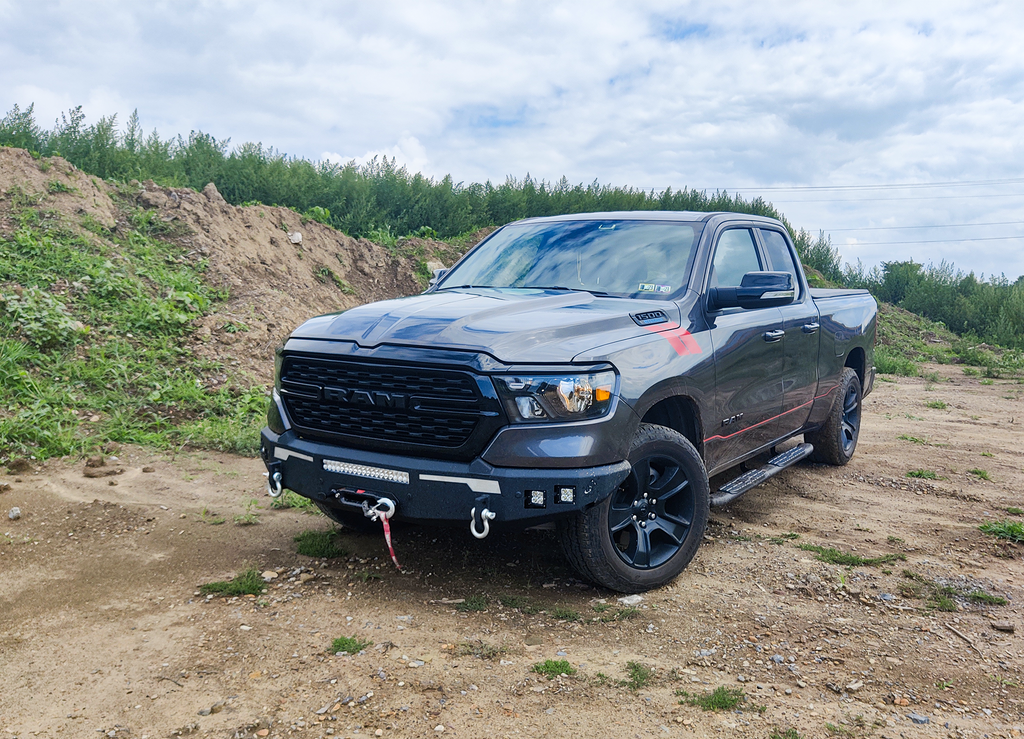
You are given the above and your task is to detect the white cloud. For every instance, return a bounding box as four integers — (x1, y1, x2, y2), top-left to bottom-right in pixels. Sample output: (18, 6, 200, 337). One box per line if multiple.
(2, 0, 1024, 275)
(322, 134, 431, 177)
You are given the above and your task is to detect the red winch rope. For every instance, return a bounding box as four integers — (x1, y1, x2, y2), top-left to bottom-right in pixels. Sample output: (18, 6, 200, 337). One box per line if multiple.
(380, 515, 401, 570)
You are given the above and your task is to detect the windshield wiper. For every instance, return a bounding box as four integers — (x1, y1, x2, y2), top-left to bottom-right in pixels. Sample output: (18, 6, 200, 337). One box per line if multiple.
(521, 286, 618, 297)
(437, 284, 492, 290)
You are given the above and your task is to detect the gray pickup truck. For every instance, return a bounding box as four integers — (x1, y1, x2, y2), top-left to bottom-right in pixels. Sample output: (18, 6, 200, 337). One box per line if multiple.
(260, 211, 876, 592)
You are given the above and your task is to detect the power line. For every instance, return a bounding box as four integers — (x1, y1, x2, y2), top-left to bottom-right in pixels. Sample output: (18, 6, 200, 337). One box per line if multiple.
(828, 220, 1024, 232)
(705, 177, 1024, 192)
(769, 192, 1024, 203)
(842, 235, 1024, 246)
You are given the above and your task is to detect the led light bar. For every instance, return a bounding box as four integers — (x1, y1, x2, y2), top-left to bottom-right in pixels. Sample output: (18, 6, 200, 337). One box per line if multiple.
(323, 459, 410, 485)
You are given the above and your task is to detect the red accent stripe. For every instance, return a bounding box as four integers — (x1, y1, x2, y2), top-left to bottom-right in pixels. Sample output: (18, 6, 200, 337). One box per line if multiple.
(643, 321, 703, 356)
(704, 384, 839, 442)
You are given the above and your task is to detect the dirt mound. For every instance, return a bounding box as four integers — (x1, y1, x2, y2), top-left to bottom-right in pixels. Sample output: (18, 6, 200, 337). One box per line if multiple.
(0, 147, 486, 385)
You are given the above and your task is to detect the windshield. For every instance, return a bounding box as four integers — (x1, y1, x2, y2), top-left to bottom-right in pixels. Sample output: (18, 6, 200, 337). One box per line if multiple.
(437, 220, 702, 299)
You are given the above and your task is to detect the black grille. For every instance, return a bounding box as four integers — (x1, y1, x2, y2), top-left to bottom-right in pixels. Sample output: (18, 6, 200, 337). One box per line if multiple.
(280, 355, 500, 456)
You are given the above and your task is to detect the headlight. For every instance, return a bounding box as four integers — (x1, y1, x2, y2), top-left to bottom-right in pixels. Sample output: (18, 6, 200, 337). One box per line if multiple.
(494, 370, 616, 423)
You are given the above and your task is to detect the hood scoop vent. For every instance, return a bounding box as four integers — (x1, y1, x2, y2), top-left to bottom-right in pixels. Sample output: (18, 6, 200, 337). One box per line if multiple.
(630, 310, 669, 327)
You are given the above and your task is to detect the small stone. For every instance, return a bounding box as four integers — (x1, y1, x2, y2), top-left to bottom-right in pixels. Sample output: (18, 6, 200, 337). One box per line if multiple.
(797, 680, 807, 688)
(375, 730, 383, 737)
(142, 466, 156, 473)
(0, 482, 10, 492)
(7, 458, 31, 475)
(8, 507, 21, 520)
(299, 573, 314, 583)
(618, 594, 644, 606)
(907, 712, 930, 725)
(89, 415, 101, 423)
(256, 731, 269, 737)
(85, 455, 105, 468)
(879, 593, 895, 602)
(83, 466, 121, 478)
(108, 479, 118, 486)
(288, 231, 303, 244)
(240, 625, 252, 631)
(993, 620, 1016, 633)
(737, 675, 746, 682)
(262, 570, 279, 581)
(771, 654, 784, 664)
(847, 681, 864, 692)
(434, 725, 445, 733)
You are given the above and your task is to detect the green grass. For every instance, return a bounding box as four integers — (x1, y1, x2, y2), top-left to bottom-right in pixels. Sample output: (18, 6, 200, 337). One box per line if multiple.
(0, 200, 266, 463)
(331, 635, 372, 654)
(550, 605, 581, 622)
(980, 520, 1024, 542)
(901, 570, 970, 612)
(967, 590, 1007, 606)
(678, 685, 746, 711)
(897, 434, 927, 444)
(269, 490, 319, 513)
(907, 469, 937, 479)
(968, 468, 991, 480)
(874, 347, 919, 376)
(199, 568, 264, 596)
(769, 730, 803, 739)
(532, 659, 575, 679)
(1007, 507, 1024, 516)
(798, 543, 905, 567)
(294, 529, 347, 558)
(498, 594, 538, 613)
(354, 570, 382, 582)
(624, 661, 654, 691)
(455, 594, 489, 612)
(925, 400, 948, 409)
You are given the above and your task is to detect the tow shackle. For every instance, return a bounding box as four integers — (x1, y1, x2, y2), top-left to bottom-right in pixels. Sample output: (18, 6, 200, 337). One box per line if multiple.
(470, 495, 496, 539)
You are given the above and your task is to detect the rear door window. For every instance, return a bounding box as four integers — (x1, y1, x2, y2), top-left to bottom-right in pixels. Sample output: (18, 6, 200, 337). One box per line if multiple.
(759, 230, 800, 293)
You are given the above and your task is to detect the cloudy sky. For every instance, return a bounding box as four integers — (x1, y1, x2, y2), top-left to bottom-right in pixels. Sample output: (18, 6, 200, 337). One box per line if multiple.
(3, 0, 1024, 277)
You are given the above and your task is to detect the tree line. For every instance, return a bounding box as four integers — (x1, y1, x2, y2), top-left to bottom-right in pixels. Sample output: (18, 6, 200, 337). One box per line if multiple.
(3, 102, 1022, 348)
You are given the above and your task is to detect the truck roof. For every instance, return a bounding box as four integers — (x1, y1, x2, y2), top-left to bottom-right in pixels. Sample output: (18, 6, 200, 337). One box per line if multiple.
(512, 210, 784, 226)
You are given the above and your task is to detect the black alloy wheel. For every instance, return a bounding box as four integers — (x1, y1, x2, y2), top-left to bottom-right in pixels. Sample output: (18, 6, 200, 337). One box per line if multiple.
(557, 423, 710, 593)
(807, 366, 862, 466)
(608, 453, 696, 569)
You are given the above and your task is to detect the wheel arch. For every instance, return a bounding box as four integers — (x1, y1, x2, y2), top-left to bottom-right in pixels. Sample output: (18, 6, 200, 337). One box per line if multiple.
(845, 346, 866, 387)
(633, 385, 705, 460)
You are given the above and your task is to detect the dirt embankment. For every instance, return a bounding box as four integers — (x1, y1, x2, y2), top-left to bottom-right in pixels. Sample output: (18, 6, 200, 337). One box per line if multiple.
(0, 146, 486, 385)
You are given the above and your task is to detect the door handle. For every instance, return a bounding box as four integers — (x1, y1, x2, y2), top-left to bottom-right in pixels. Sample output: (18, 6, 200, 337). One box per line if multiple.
(802, 322, 820, 334)
(763, 329, 785, 342)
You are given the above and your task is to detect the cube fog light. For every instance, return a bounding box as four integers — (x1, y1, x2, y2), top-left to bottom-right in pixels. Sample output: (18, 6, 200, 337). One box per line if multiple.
(525, 490, 546, 508)
(556, 486, 575, 504)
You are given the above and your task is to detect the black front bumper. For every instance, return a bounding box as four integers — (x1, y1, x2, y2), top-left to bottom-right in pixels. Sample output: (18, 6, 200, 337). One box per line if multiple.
(260, 428, 630, 527)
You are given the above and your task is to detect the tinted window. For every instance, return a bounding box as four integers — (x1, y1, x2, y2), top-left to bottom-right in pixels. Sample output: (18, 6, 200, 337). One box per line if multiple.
(710, 229, 760, 288)
(761, 230, 799, 291)
(438, 220, 701, 299)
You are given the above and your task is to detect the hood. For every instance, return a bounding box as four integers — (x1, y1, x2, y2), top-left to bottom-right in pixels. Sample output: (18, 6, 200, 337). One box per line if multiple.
(289, 288, 682, 363)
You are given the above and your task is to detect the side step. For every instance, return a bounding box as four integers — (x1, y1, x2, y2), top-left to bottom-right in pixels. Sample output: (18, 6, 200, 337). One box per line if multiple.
(710, 443, 814, 507)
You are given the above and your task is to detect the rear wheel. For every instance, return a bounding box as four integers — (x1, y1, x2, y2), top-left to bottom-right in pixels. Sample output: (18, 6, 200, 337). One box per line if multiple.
(558, 423, 710, 593)
(807, 367, 862, 465)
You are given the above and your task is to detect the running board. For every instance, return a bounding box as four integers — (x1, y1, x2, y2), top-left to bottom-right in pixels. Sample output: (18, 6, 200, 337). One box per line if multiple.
(710, 443, 814, 507)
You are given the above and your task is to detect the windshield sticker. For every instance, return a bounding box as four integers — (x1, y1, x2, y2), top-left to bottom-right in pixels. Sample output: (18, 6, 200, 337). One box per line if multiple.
(639, 283, 672, 293)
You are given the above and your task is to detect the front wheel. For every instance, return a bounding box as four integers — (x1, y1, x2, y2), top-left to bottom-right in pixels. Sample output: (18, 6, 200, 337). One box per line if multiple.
(806, 367, 862, 465)
(557, 423, 710, 593)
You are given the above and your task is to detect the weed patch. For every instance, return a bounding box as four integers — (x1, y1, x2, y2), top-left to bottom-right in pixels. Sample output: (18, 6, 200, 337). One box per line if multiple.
(798, 544, 905, 567)
(678, 685, 746, 711)
(968, 468, 991, 480)
(270, 490, 319, 513)
(624, 661, 654, 691)
(897, 434, 926, 444)
(331, 635, 371, 654)
(199, 568, 264, 596)
(456, 595, 488, 612)
(967, 590, 1007, 606)
(550, 605, 581, 622)
(907, 469, 937, 479)
(980, 520, 1024, 542)
(532, 659, 575, 679)
(294, 529, 346, 558)
(1007, 507, 1024, 516)
(455, 641, 507, 660)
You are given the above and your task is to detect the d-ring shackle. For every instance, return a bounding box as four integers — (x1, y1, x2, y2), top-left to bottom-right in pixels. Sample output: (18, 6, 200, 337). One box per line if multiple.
(469, 507, 496, 539)
(265, 470, 283, 498)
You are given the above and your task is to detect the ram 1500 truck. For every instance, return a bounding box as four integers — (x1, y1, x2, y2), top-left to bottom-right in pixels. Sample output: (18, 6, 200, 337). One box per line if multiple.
(260, 211, 876, 592)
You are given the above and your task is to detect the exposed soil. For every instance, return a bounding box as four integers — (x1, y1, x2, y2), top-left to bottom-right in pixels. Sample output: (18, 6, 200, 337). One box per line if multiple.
(2, 364, 1022, 739)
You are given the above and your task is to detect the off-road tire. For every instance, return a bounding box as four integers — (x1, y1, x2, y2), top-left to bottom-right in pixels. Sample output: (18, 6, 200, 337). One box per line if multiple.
(557, 423, 710, 593)
(806, 367, 862, 466)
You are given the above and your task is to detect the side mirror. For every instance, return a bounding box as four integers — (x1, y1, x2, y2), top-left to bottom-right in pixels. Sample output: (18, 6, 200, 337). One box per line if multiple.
(428, 268, 449, 288)
(708, 271, 795, 310)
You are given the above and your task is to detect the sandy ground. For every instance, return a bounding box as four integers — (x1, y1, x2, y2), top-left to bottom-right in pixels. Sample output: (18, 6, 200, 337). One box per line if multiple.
(1, 363, 1022, 739)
